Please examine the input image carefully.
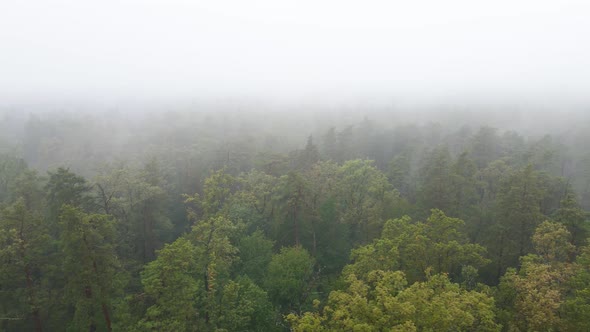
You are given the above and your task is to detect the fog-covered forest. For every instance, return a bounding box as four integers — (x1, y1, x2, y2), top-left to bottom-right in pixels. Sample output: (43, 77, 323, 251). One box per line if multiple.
(2, 0, 590, 330)
(1, 106, 590, 331)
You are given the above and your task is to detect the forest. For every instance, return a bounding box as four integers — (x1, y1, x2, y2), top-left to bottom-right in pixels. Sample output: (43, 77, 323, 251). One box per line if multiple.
(1, 108, 590, 331)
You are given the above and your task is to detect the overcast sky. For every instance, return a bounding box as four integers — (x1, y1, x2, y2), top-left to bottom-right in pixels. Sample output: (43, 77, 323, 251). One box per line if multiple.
(1, 0, 589, 105)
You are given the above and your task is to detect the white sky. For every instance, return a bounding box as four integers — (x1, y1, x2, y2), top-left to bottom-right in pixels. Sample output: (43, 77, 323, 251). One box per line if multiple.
(1, 0, 589, 105)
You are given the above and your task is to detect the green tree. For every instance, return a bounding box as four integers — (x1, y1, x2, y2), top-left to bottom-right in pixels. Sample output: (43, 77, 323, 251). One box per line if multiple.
(136, 159, 173, 262)
(0, 152, 27, 203)
(0, 199, 50, 332)
(138, 238, 199, 331)
(266, 246, 315, 312)
(200, 167, 237, 219)
(450, 152, 479, 220)
(138, 212, 247, 331)
(59, 205, 120, 332)
(45, 167, 93, 226)
(417, 146, 454, 213)
(94, 162, 172, 264)
(293, 136, 320, 171)
(388, 153, 413, 199)
(470, 126, 500, 169)
(491, 165, 545, 278)
(230, 169, 278, 234)
(233, 230, 274, 285)
(563, 245, 590, 330)
(471, 159, 512, 245)
(215, 277, 276, 332)
(554, 190, 589, 248)
(188, 214, 239, 329)
(337, 159, 397, 244)
(305, 161, 350, 273)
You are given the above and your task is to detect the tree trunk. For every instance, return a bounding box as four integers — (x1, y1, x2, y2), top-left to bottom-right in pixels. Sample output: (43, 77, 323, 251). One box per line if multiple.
(203, 270, 210, 324)
(24, 265, 43, 332)
(101, 303, 112, 332)
(91, 260, 112, 332)
(294, 206, 299, 246)
(312, 229, 317, 257)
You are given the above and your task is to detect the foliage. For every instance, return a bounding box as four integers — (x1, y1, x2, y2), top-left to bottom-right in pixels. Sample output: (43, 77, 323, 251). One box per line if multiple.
(344, 210, 489, 283)
(138, 237, 199, 331)
(288, 271, 500, 332)
(496, 221, 576, 331)
(266, 246, 315, 311)
(59, 205, 120, 332)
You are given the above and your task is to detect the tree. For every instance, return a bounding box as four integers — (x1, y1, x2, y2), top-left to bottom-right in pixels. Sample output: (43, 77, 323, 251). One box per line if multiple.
(276, 172, 309, 246)
(230, 169, 278, 234)
(215, 277, 276, 332)
(136, 159, 173, 262)
(532, 221, 575, 263)
(321, 127, 337, 161)
(233, 230, 274, 285)
(554, 190, 589, 248)
(336, 126, 354, 162)
(0, 153, 27, 203)
(344, 210, 489, 283)
(288, 271, 500, 332)
(188, 214, 239, 328)
(417, 146, 454, 213)
(470, 126, 500, 169)
(497, 221, 575, 331)
(266, 246, 315, 312)
(138, 237, 199, 331)
(59, 205, 120, 332)
(200, 167, 237, 219)
(138, 214, 253, 331)
(45, 167, 93, 226)
(293, 136, 320, 171)
(0, 199, 50, 332)
(388, 154, 413, 199)
(397, 273, 499, 332)
(491, 165, 545, 278)
(305, 161, 350, 273)
(450, 152, 479, 220)
(337, 159, 397, 244)
(94, 162, 172, 264)
(471, 159, 512, 245)
(564, 245, 590, 330)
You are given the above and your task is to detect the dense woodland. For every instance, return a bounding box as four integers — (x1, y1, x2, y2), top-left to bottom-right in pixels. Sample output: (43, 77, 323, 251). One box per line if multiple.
(1, 108, 590, 331)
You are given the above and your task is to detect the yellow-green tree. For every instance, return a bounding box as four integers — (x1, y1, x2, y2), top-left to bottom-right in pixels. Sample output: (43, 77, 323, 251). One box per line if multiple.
(497, 221, 575, 331)
(344, 210, 488, 283)
(138, 238, 199, 331)
(337, 159, 398, 244)
(288, 270, 500, 332)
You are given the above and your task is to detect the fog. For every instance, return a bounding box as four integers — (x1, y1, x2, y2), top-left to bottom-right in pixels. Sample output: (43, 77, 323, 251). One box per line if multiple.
(1, 0, 590, 106)
(2, 0, 590, 172)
